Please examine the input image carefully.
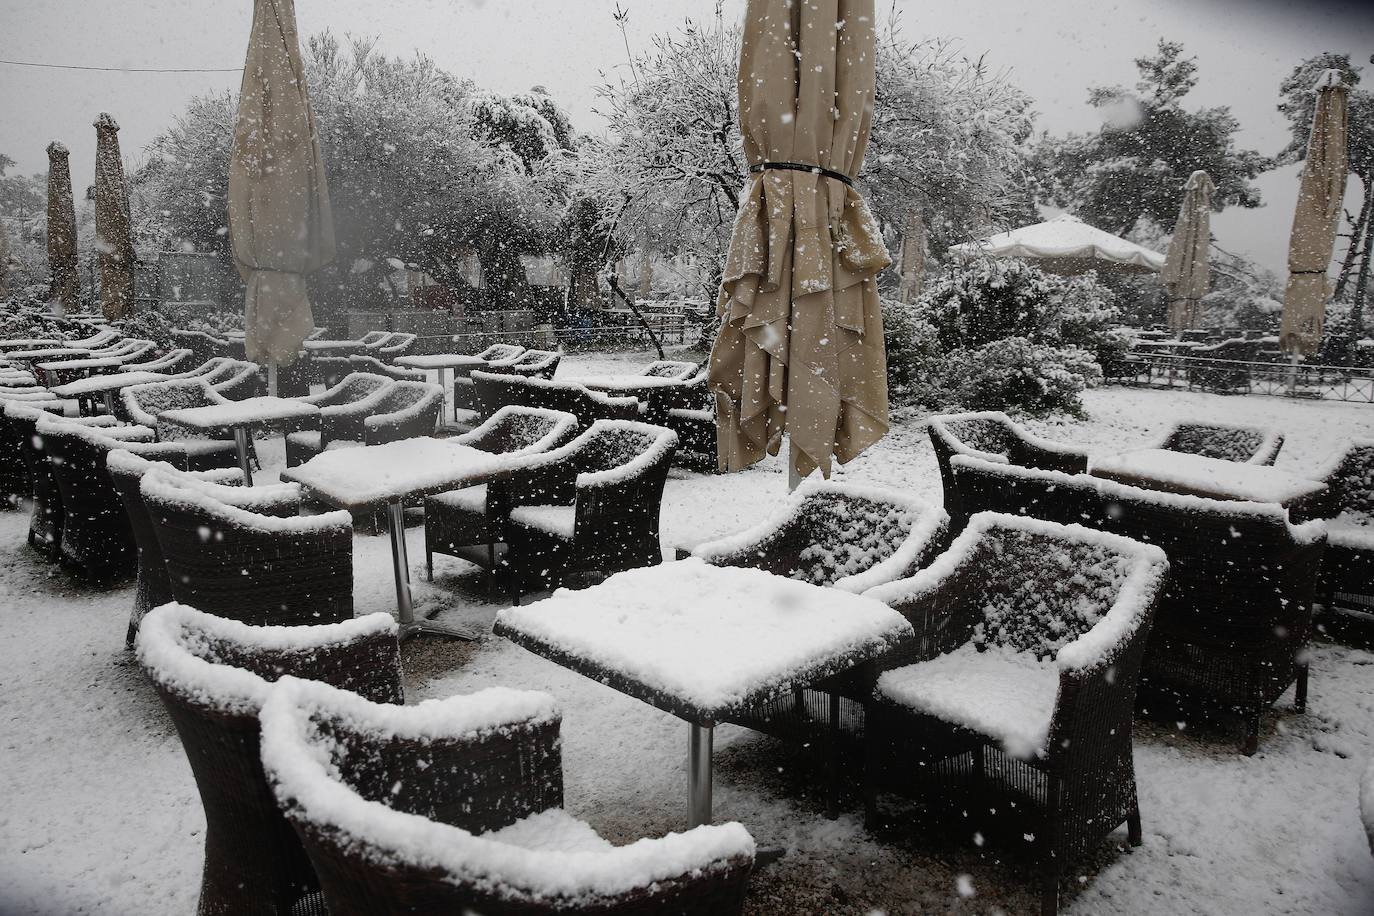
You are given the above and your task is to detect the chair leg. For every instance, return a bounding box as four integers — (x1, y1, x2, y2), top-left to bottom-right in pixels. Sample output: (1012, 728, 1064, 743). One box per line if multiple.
(1295, 665, 1309, 713)
(1041, 777, 1062, 916)
(1127, 805, 1143, 847)
(826, 692, 841, 820)
(1041, 868, 1060, 916)
(425, 547, 433, 582)
(1242, 708, 1262, 756)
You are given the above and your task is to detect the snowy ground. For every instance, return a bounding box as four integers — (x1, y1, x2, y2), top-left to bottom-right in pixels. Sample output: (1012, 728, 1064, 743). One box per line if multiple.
(3, 352, 1374, 915)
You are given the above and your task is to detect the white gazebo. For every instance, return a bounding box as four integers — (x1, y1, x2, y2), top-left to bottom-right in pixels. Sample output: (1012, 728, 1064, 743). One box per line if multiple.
(950, 214, 1165, 276)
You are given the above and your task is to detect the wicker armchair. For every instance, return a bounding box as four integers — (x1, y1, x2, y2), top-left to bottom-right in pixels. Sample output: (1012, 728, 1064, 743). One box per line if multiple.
(36, 415, 160, 579)
(474, 343, 526, 362)
(693, 480, 950, 816)
(346, 354, 427, 382)
(0, 396, 62, 506)
(370, 332, 417, 359)
(7, 405, 113, 557)
(121, 378, 242, 471)
(141, 470, 354, 626)
(136, 603, 403, 916)
(862, 512, 1169, 916)
(643, 360, 699, 380)
(1309, 439, 1374, 616)
(451, 345, 526, 413)
(124, 347, 194, 374)
(1156, 419, 1283, 465)
(927, 411, 1089, 529)
(259, 676, 755, 916)
(107, 449, 242, 644)
(501, 348, 562, 379)
(424, 406, 581, 582)
(169, 328, 231, 362)
(471, 371, 639, 427)
(211, 360, 265, 400)
(950, 454, 1328, 754)
(283, 373, 394, 467)
(501, 420, 677, 601)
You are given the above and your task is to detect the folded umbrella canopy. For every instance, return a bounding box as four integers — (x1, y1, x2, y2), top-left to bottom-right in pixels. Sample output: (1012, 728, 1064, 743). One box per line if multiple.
(229, 0, 335, 366)
(94, 113, 136, 321)
(1161, 170, 1215, 334)
(46, 142, 80, 314)
(1280, 69, 1350, 357)
(709, 0, 892, 480)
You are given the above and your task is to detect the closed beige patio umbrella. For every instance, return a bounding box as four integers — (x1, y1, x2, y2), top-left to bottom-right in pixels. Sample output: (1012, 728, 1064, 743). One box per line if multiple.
(709, 0, 892, 481)
(1162, 170, 1214, 335)
(94, 113, 136, 320)
(1279, 69, 1349, 357)
(229, 0, 334, 366)
(46, 142, 80, 314)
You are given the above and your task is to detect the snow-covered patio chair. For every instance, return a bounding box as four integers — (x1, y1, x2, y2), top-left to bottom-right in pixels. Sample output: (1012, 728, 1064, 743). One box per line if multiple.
(643, 359, 700, 380)
(369, 331, 417, 360)
(927, 411, 1089, 528)
(107, 449, 242, 644)
(7, 404, 113, 558)
(121, 378, 243, 471)
(121, 347, 194, 375)
(258, 676, 755, 916)
(424, 406, 580, 583)
(283, 373, 393, 467)
(949, 453, 1328, 753)
(863, 512, 1169, 916)
(1156, 419, 1283, 465)
(1310, 438, 1374, 617)
(140, 471, 354, 627)
(692, 480, 950, 815)
(210, 359, 266, 400)
(501, 420, 678, 601)
(471, 371, 639, 428)
(168, 328, 231, 363)
(36, 415, 161, 580)
(136, 603, 402, 916)
(500, 348, 562, 380)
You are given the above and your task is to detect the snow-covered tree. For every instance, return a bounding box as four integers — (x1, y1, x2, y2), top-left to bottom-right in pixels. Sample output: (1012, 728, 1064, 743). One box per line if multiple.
(1276, 52, 1374, 355)
(0, 153, 47, 290)
(1031, 40, 1267, 237)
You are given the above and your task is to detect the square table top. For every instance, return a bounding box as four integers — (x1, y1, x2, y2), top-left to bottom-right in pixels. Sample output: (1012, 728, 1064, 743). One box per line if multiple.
(393, 353, 487, 370)
(159, 396, 319, 433)
(281, 436, 515, 511)
(49, 371, 168, 398)
(494, 558, 914, 725)
(1089, 448, 1326, 506)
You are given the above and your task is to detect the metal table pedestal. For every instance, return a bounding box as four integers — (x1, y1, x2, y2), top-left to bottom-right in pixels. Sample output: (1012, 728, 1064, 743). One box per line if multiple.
(385, 499, 478, 641)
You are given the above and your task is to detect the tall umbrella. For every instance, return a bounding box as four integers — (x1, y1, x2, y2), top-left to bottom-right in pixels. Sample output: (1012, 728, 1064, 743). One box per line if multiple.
(1280, 69, 1350, 357)
(94, 113, 136, 320)
(229, 0, 335, 367)
(709, 0, 892, 481)
(45, 142, 80, 314)
(1161, 170, 1215, 335)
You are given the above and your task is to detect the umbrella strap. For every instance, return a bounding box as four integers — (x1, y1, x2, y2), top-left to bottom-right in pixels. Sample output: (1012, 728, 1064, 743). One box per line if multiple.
(749, 161, 854, 188)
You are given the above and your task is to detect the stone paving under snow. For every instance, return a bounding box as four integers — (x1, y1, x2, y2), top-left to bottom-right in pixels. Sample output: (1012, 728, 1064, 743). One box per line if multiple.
(2, 351, 1373, 914)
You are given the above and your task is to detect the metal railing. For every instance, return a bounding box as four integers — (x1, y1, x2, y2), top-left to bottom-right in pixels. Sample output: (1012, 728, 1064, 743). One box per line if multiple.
(1113, 352, 1374, 403)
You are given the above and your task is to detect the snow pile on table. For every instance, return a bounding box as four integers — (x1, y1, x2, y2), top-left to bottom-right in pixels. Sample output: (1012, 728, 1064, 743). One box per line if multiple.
(496, 558, 912, 714)
(259, 676, 754, 906)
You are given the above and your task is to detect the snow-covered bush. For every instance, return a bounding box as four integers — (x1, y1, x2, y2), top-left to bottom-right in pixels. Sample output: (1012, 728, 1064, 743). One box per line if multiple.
(885, 257, 1116, 414)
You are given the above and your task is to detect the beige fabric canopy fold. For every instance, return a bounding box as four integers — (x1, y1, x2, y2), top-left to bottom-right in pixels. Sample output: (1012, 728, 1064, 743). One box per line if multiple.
(709, 0, 892, 480)
(1280, 69, 1350, 357)
(45, 142, 80, 313)
(229, 0, 335, 366)
(94, 113, 136, 320)
(1162, 170, 1215, 334)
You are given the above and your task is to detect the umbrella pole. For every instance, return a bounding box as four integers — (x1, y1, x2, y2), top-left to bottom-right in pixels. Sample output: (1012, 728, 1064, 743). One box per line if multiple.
(1286, 353, 1300, 397)
(267, 364, 278, 397)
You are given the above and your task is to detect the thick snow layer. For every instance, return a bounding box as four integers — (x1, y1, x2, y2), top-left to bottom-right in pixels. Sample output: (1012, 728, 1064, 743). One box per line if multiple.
(949, 213, 1166, 271)
(2, 362, 1374, 915)
(1090, 448, 1326, 504)
(159, 396, 319, 431)
(496, 558, 912, 715)
(393, 353, 486, 370)
(509, 504, 576, 538)
(284, 437, 524, 509)
(877, 644, 1061, 758)
(48, 371, 168, 398)
(455, 406, 579, 457)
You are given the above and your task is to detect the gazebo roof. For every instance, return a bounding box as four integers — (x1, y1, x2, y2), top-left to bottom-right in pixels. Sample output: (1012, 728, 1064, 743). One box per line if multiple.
(950, 214, 1166, 275)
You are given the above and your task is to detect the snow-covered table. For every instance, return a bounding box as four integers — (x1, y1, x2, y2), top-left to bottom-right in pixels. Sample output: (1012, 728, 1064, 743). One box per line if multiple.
(49, 371, 168, 415)
(283, 437, 525, 641)
(393, 354, 486, 427)
(494, 559, 914, 828)
(159, 397, 320, 487)
(1090, 449, 1327, 518)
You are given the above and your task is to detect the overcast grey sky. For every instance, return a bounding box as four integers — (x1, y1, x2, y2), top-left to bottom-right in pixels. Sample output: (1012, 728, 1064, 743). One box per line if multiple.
(1, 0, 1370, 273)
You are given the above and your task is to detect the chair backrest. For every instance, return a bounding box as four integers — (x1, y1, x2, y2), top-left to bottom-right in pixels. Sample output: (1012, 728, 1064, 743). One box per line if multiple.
(1323, 440, 1374, 517)
(347, 354, 427, 382)
(125, 347, 193, 373)
(135, 603, 402, 916)
(1158, 420, 1283, 465)
(363, 381, 444, 444)
(507, 349, 561, 379)
(643, 360, 699, 380)
(212, 360, 265, 400)
(121, 378, 219, 426)
(259, 676, 754, 916)
(476, 343, 525, 363)
(310, 372, 392, 410)
(374, 332, 417, 356)
(456, 406, 579, 456)
(140, 471, 355, 626)
(695, 480, 950, 593)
